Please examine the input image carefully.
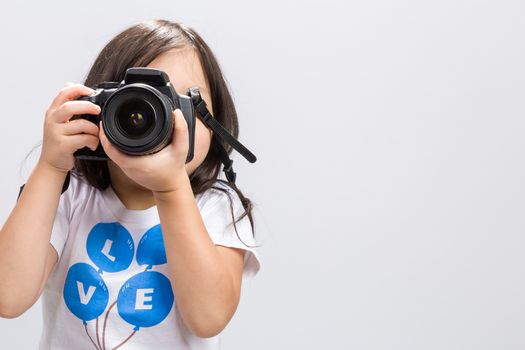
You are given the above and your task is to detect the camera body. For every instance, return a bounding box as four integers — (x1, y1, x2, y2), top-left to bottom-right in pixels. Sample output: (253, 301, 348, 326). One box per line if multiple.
(72, 67, 195, 162)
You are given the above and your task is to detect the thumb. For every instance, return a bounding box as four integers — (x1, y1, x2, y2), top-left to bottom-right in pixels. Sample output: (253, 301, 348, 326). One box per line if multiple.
(172, 109, 189, 149)
(174, 109, 188, 131)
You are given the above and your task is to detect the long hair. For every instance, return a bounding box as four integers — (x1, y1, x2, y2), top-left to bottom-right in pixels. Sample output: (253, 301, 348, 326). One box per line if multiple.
(73, 19, 255, 241)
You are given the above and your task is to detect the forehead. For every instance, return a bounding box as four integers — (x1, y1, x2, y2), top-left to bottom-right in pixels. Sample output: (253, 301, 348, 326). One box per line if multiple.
(146, 47, 210, 98)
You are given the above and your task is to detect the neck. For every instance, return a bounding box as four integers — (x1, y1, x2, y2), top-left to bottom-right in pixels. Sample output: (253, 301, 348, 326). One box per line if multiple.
(108, 161, 156, 210)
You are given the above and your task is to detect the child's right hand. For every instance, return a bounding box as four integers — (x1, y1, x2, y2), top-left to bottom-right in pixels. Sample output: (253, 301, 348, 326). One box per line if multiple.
(39, 83, 102, 173)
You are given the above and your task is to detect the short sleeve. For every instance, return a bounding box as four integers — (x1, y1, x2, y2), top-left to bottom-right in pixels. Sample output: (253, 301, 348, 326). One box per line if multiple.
(49, 191, 71, 259)
(199, 183, 261, 280)
(48, 172, 76, 260)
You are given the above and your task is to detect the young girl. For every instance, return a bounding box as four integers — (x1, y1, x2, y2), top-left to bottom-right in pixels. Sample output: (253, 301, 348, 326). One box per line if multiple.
(0, 19, 261, 349)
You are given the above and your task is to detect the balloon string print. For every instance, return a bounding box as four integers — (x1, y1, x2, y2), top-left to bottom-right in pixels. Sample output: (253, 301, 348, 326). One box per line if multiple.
(63, 222, 174, 349)
(102, 300, 117, 350)
(96, 317, 102, 350)
(84, 321, 101, 350)
(112, 330, 138, 350)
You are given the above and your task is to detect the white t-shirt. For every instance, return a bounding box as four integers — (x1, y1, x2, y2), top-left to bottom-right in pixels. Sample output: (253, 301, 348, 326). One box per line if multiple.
(39, 172, 261, 350)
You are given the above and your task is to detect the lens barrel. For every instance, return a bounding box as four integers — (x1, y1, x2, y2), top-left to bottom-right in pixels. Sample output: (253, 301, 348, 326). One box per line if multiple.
(102, 84, 174, 155)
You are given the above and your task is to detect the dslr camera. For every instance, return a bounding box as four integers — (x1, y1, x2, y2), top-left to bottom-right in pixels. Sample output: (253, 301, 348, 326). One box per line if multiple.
(72, 67, 195, 162)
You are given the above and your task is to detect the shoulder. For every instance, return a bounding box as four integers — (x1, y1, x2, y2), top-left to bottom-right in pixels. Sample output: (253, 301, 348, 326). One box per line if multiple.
(196, 180, 241, 212)
(58, 172, 99, 214)
(206, 180, 237, 194)
(196, 180, 255, 236)
(64, 171, 96, 198)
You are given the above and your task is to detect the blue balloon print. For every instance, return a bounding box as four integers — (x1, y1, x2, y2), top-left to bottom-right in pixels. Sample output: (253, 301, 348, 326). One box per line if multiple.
(117, 271, 174, 330)
(63, 263, 109, 322)
(136, 224, 167, 269)
(87, 222, 134, 273)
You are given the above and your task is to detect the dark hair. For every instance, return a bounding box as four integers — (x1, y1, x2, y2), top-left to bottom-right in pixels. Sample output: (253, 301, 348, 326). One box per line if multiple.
(73, 19, 256, 243)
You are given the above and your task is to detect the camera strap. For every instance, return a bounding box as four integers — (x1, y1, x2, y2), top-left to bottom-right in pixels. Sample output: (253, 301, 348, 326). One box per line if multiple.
(188, 87, 257, 184)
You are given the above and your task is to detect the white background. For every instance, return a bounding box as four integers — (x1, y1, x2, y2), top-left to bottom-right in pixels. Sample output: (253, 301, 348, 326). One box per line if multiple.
(0, 0, 524, 349)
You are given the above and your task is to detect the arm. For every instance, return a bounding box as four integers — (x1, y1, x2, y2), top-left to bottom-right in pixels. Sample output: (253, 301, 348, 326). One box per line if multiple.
(0, 83, 101, 318)
(153, 176, 245, 338)
(0, 162, 65, 317)
(98, 108, 247, 338)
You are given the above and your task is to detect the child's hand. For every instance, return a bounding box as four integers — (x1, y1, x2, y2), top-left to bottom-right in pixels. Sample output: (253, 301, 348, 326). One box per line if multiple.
(99, 109, 190, 193)
(39, 83, 101, 173)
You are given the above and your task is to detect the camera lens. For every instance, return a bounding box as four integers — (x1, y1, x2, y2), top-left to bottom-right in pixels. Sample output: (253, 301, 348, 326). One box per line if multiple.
(115, 98, 155, 138)
(102, 84, 174, 155)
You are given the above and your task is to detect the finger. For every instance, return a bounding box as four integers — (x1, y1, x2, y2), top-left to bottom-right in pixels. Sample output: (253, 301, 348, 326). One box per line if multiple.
(172, 109, 189, 149)
(61, 118, 100, 137)
(174, 109, 188, 131)
(99, 122, 127, 164)
(64, 134, 100, 152)
(49, 84, 95, 111)
(52, 100, 101, 123)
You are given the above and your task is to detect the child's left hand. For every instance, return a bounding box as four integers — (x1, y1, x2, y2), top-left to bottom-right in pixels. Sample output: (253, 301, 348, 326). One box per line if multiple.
(99, 109, 190, 193)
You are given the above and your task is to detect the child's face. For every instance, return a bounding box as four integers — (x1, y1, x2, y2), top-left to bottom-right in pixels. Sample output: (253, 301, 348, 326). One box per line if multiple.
(108, 46, 214, 189)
